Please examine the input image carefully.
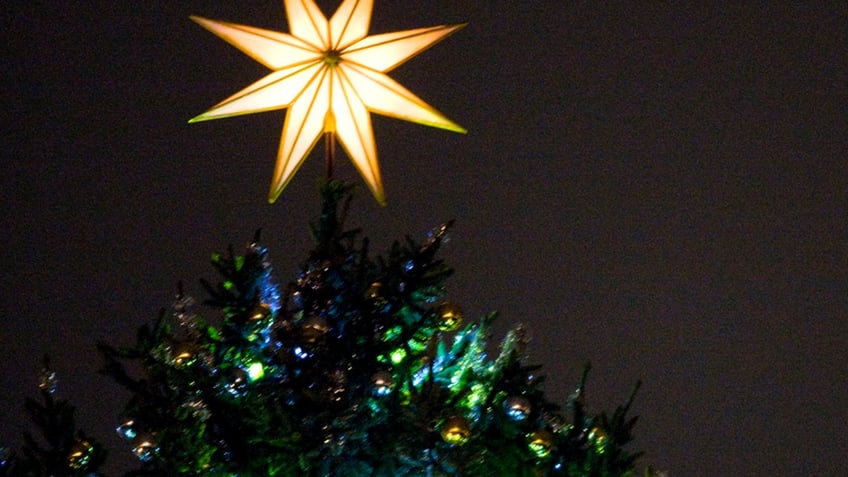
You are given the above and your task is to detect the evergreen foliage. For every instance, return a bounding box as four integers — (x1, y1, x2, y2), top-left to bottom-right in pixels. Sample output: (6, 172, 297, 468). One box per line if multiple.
(3, 181, 642, 476)
(0, 356, 107, 477)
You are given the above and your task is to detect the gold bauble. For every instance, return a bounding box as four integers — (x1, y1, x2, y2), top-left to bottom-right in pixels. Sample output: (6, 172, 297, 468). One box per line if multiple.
(366, 281, 388, 308)
(527, 429, 554, 458)
(301, 315, 329, 344)
(437, 301, 463, 332)
(366, 282, 382, 299)
(67, 439, 93, 469)
(440, 415, 471, 446)
(171, 342, 196, 367)
(589, 426, 608, 448)
(249, 303, 272, 321)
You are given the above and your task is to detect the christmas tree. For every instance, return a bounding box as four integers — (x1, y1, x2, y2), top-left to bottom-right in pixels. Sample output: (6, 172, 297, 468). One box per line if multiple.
(2, 181, 641, 476)
(93, 180, 641, 476)
(0, 357, 107, 477)
(3, 1, 646, 475)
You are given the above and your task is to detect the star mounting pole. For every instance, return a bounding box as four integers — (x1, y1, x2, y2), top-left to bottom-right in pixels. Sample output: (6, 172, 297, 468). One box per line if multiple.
(324, 112, 336, 181)
(324, 131, 336, 181)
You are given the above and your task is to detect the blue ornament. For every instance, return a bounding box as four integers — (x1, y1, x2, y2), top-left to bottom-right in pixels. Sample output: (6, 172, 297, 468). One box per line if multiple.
(38, 368, 58, 395)
(131, 434, 158, 462)
(371, 371, 395, 396)
(505, 396, 532, 421)
(116, 419, 137, 440)
(225, 367, 248, 397)
(0, 446, 12, 467)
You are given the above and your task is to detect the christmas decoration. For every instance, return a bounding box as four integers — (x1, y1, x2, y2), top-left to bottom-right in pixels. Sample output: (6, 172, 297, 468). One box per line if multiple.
(440, 415, 472, 446)
(300, 314, 329, 344)
(437, 300, 463, 332)
(190, 0, 467, 204)
(37, 363, 57, 395)
(505, 395, 533, 421)
(528, 429, 555, 459)
(116, 419, 137, 441)
(0, 447, 11, 467)
(370, 370, 394, 396)
(131, 434, 158, 462)
(249, 302, 273, 322)
(67, 439, 94, 469)
(589, 426, 609, 450)
(170, 341, 197, 367)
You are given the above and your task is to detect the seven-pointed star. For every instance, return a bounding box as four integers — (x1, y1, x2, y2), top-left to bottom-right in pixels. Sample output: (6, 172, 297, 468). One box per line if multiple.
(190, 0, 466, 204)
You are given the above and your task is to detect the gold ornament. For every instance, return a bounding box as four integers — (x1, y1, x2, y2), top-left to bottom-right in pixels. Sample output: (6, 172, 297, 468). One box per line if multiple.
(171, 342, 196, 367)
(589, 426, 608, 448)
(189, 0, 466, 205)
(366, 281, 389, 310)
(67, 439, 93, 469)
(527, 429, 554, 458)
(366, 282, 382, 299)
(437, 301, 463, 332)
(440, 415, 471, 446)
(301, 315, 329, 344)
(249, 302, 272, 321)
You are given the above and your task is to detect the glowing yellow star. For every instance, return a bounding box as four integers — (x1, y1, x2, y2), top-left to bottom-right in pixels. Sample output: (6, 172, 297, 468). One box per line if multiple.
(190, 0, 466, 205)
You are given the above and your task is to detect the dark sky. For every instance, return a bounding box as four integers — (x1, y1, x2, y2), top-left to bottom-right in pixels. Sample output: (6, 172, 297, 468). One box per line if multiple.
(2, 1, 846, 475)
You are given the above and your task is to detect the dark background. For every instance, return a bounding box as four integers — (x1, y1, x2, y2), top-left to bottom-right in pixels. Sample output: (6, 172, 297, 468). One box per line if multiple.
(2, 2, 846, 475)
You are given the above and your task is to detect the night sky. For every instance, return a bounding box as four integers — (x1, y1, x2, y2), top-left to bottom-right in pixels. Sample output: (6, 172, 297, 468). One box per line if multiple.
(2, 2, 846, 475)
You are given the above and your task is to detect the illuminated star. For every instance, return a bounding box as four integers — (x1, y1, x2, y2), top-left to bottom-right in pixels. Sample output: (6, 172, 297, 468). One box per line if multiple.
(190, 0, 466, 204)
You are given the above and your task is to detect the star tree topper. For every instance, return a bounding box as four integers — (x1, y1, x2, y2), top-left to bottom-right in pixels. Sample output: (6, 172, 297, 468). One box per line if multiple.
(190, 0, 466, 205)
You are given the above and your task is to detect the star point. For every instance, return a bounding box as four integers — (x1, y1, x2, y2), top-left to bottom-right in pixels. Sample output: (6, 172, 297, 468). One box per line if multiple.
(190, 0, 466, 204)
